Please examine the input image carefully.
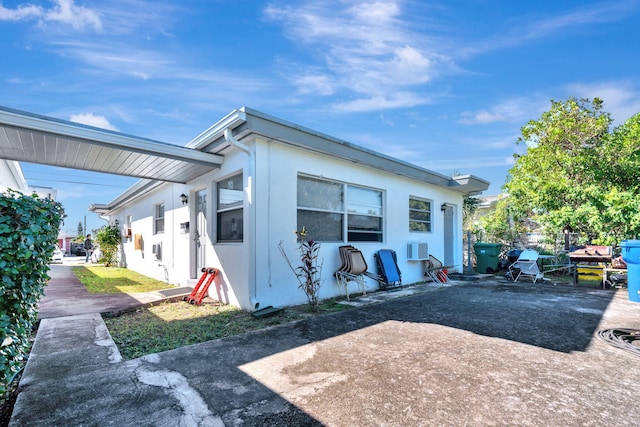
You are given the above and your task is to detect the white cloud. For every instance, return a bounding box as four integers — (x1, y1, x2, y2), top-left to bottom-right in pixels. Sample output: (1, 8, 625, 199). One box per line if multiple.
(463, 2, 640, 56)
(565, 81, 640, 125)
(293, 73, 335, 96)
(265, 1, 448, 110)
(458, 96, 549, 125)
(0, 3, 42, 21)
(46, 0, 102, 31)
(422, 155, 515, 171)
(463, 81, 640, 129)
(0, 0, 102, 31)
(524, 2, 637, 40)
(69, 113, 119, 131)
(332, 92, 431, 112)
(350, 0, 400, 23)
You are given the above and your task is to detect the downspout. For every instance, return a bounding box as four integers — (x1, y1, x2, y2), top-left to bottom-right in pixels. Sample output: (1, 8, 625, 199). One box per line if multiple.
(223, 128, 259, 309)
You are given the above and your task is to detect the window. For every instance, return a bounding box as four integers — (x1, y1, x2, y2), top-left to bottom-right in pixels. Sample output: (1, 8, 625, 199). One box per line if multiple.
(297, 176, 383, 242)
(154, 203, 164, 234)
(409, 197, 431, 232)
(217, 174, 243, 242)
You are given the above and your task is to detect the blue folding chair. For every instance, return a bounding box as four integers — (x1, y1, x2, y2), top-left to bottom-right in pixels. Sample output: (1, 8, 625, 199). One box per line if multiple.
(375, 249, 402, 291)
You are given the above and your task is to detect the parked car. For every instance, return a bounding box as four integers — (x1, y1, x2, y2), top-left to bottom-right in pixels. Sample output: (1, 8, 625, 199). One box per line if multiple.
(70, 243, 86, 256)
(51, 245, 64, 263)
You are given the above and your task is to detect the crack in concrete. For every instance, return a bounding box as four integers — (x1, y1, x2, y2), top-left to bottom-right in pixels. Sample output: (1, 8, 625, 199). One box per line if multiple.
(134, 357, 223, 427)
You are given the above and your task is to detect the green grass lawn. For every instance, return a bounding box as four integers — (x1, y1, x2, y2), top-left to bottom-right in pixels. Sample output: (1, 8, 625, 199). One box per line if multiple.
(71, 264, 354, 359)
(105, 299, 352, 360)
(72, 265, 175, 294)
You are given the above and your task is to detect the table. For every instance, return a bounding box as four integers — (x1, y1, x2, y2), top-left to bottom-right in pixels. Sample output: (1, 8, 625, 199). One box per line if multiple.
(538, 254, 555, 267)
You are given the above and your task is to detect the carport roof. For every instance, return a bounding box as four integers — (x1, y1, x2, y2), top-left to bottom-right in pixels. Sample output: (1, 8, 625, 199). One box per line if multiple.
(0, 106, 223, 183)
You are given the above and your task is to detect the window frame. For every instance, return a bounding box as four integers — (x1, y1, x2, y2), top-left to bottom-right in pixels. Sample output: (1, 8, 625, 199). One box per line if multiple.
(215, 173, 244, 243)
(297, 175, 384, 243)
(409, 196, 432, 233)
(154, 203, 165, 234)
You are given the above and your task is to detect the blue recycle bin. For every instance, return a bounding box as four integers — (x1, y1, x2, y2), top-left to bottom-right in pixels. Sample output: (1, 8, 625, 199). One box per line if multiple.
(620, 240, 640, 302)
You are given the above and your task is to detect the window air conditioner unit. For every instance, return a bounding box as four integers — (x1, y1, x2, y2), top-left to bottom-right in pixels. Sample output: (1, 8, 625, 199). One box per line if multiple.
(152, 243, 162, 261)
(407, 242, 429, 261)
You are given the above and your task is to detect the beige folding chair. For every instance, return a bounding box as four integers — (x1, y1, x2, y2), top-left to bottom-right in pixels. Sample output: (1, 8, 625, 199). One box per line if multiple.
(425, 255, 451, 283)
(334, 246, 379, 299)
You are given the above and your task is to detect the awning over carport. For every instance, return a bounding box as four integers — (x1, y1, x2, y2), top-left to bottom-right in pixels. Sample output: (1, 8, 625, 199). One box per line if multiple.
(0, 106, 223, 183)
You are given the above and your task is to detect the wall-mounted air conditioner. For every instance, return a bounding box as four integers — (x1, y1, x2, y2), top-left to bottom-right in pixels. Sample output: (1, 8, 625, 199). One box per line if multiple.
(407, 242, 429, 261)
(152, 243, 162, 261)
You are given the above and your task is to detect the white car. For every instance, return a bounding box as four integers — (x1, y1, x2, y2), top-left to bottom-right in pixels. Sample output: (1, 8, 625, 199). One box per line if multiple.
(51, 245, 64, 263)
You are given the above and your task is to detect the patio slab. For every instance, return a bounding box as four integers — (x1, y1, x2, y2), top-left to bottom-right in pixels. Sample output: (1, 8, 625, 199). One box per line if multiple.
(10, 266, 640, 426)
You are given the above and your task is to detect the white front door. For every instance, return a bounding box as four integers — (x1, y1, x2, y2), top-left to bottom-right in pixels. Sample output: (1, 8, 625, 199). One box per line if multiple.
(192, 189, 207, 277)
(443, 205, 454, 267)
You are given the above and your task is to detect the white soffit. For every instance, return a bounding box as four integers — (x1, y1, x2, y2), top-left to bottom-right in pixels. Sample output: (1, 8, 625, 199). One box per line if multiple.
(0, 106, 223, 183)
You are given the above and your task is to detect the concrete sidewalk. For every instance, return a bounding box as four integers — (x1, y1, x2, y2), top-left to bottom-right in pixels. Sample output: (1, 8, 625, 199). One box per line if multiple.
(10, 265, 640, 426)
(37, 263, 192, 319)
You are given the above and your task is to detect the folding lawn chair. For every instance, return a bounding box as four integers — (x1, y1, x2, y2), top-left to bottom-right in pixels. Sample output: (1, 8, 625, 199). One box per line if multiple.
(425, 255, 451, 284)
(334, 246, 380, 299)
(374, 249, 402, 291)
(508, 249, 544, 283)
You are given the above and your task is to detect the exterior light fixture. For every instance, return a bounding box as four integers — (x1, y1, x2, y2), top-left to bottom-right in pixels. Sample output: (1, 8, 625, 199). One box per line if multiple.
(441, 203, 447, 212)
(180, 193, 188, 205)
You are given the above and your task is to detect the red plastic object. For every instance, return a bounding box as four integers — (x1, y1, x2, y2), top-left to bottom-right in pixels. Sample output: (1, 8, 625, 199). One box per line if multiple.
(437, 268, 449, 283)
(184, 267, 218, 305)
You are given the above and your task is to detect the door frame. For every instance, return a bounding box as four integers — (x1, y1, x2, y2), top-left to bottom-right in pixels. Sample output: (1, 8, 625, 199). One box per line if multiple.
(190, 187, 208, 279)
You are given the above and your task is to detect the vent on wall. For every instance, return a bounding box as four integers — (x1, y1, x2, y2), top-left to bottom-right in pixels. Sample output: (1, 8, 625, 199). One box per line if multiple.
(407, 242, 429, 261)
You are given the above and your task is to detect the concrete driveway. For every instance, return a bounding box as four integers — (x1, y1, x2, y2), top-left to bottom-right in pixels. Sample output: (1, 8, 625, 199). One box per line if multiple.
(10, 268, 640, 426)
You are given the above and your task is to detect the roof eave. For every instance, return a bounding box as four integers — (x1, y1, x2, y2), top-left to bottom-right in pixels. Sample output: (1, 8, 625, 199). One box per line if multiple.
(186, 109, 247, 150)
(448, 174, 491, 195)
(89, 179, 164, 215)
(236, 108, 488, 191)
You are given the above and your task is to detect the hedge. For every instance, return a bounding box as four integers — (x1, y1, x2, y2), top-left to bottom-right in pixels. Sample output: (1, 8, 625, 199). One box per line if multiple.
(0, 190, 65, 396)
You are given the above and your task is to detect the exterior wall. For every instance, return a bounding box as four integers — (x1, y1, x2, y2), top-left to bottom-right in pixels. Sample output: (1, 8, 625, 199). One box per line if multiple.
(109, 136, 465, 311)
(194, 148, 251, 309)
(110, 146, 252, 309)
(0, 160, 28, 193)
(253, 137, 463, 309)
(113, 183, 190, 285)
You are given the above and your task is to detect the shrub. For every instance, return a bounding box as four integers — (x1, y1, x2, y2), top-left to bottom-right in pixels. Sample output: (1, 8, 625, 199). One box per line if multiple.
(0, 190, 64, 396)
(95, 225, 121, 267)
(278, 227, 323, 312)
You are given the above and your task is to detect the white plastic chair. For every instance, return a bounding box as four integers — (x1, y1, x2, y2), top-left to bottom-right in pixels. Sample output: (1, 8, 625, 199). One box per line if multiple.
(508, 249, 544, 283)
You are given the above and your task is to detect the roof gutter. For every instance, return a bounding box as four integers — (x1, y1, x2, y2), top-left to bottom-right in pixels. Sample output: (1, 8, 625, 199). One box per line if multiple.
(223, 128, 258, 310)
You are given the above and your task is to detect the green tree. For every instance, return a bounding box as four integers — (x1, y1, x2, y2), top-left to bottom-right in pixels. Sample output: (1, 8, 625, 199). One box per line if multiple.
(462, 196, 480, 231)
(77, 221, 83, 238)
(478, 198, 528, 248)
(95, 225, 121, 267)
(505, 97, 640, 245)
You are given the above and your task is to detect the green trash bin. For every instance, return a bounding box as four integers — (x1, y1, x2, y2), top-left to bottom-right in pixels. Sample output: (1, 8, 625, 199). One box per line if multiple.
(474, 243, 502, 274)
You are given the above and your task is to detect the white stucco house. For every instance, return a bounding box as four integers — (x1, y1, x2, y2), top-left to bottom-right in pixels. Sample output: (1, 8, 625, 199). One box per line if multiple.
(88, 107, 489, 310)
(0, 159, 29, 194)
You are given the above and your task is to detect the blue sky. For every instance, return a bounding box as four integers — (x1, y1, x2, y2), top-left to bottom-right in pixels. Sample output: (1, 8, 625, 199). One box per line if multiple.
(2, 0, 640, 234)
